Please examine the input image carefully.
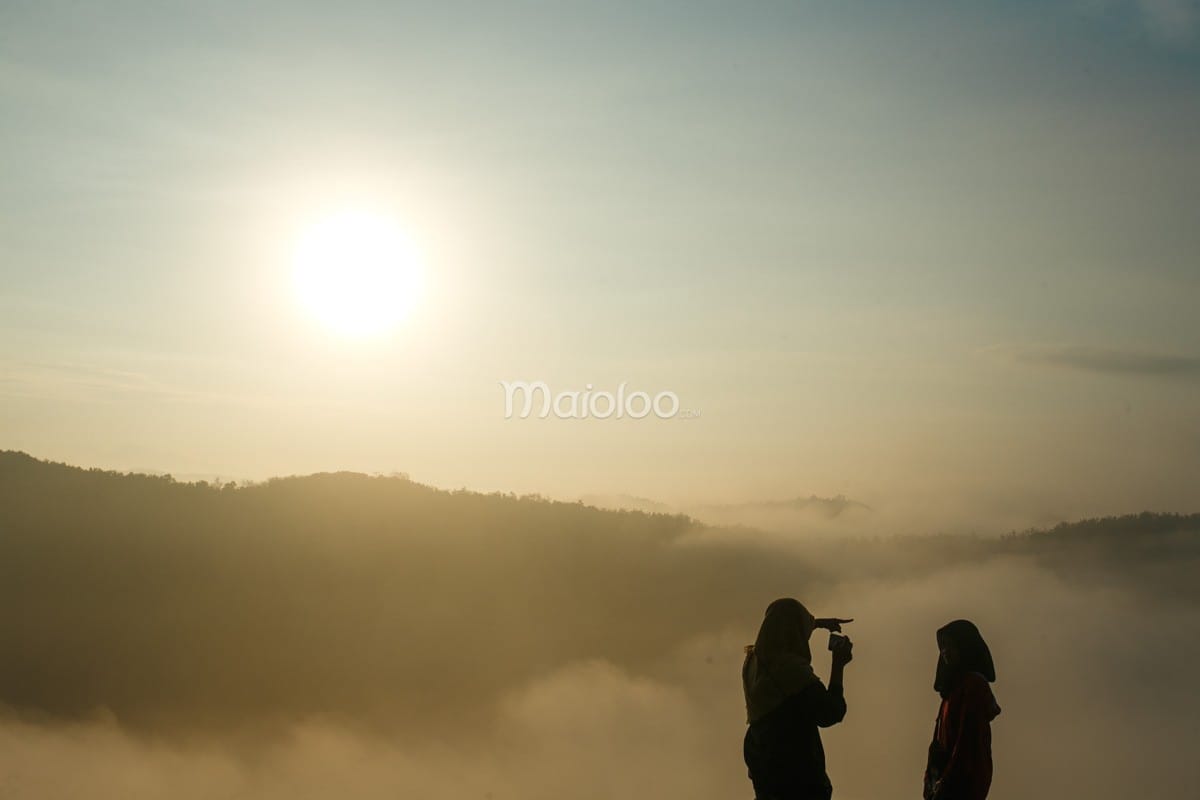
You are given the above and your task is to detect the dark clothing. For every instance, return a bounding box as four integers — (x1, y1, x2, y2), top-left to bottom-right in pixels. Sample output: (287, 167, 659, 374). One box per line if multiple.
(744, 679, 847, 800)
(924, 671, 1000, 800)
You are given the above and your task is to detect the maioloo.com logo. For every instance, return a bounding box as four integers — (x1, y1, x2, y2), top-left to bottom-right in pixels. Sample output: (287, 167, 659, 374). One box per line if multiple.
(500, 381, 698, 419)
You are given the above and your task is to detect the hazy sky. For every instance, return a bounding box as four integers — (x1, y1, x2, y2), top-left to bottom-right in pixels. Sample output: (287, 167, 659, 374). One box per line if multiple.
(2, 1, 1198, 526)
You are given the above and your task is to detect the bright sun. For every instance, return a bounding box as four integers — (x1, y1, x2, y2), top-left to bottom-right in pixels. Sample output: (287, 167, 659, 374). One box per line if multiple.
(292, 209, 423, 338)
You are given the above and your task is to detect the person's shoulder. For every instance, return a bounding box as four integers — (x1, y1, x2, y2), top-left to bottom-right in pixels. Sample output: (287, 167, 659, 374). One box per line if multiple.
(961, 671, 1000, 713)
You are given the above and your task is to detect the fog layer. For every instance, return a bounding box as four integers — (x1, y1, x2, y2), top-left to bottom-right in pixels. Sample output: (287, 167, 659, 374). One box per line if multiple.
(2, 452, 1197, 798)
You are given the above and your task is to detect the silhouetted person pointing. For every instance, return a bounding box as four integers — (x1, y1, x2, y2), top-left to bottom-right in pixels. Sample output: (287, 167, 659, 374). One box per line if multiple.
(742, 598, 854, 800)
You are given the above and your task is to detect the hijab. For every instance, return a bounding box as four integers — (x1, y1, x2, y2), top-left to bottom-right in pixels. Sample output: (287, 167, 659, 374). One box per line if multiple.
(742, 598, 820, 723)
(934, 619, 995, 698)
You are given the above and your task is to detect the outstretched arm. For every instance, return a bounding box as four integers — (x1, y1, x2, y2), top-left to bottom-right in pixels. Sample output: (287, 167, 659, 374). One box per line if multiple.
(814, 617, 854, 632)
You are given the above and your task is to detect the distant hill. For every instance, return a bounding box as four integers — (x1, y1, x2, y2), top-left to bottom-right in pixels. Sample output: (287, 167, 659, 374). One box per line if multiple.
(694, 494, 872, 518)
(1018, 511, 1200, 540)
(0, 450, 719, 739)
(577, 493, 676, 514)
(578, 490, 873, 533)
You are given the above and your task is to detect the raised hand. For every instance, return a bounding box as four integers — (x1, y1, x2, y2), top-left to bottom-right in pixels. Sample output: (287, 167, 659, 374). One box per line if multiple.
(814, 617, 854, 632)
(830, 635, 854, 666)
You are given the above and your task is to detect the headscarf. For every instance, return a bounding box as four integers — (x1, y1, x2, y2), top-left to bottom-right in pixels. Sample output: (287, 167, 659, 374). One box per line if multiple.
(933, 619, 995, 698)
(742, 598, 820, 723)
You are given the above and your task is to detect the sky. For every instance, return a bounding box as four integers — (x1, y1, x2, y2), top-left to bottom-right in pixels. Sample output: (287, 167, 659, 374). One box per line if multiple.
(2, 0, 1198, 530)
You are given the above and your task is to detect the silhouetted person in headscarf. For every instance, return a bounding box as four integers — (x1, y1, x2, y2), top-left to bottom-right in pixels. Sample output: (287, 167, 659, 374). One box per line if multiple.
(742, 598, 854, 800)
(923, 620, 1001, 800)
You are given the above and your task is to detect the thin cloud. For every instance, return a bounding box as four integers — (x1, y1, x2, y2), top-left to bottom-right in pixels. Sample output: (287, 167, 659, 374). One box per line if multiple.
(992, 344, 1200, 379)
(0, 359, 284, 408)
(1137, 0, 1198, 42)
(1078, 0, 1199, 44)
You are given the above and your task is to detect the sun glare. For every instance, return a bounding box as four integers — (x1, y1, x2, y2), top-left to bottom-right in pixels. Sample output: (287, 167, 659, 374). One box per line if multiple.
(292, 209, 423, 338)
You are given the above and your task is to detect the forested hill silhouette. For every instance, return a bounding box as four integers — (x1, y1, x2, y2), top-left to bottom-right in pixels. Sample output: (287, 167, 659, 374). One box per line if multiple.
(1, 449, 1197, 744)
(1018, 511, 1200, 541)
